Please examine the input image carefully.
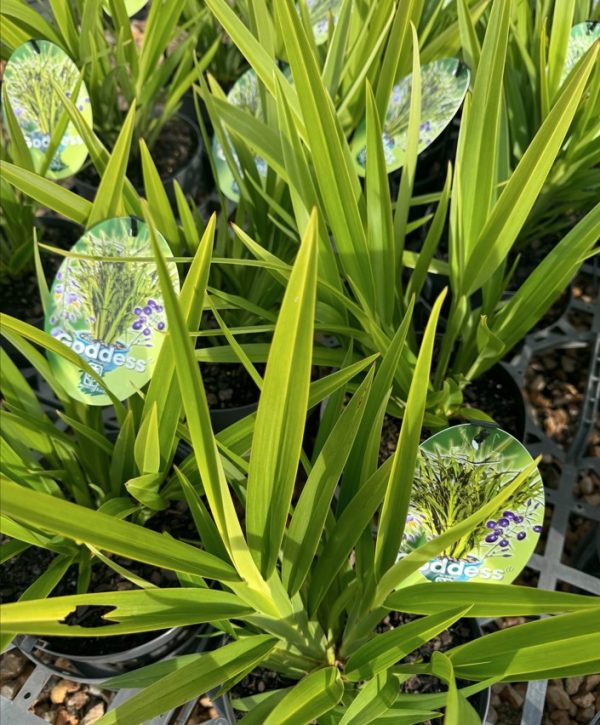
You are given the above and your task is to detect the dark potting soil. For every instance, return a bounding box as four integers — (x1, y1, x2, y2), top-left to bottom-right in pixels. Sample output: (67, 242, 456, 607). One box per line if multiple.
(201, 362, 263, 410)
(0, 543, 55, 604)
(78, 116, 198, 190)
(229, 667, 298, 720)
(462, 367, 523, 440)
(147, 498, 200, 541)
(0, 221, 80, 323)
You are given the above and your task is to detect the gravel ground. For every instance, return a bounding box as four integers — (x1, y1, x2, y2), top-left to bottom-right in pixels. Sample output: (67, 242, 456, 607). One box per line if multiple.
(0, 649, 217, 724)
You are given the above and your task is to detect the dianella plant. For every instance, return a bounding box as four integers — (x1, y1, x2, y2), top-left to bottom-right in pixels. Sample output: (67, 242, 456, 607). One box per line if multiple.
(1, 211, 599, 724)
(1, 0, 214, 152)
(196, 0, 600, 425)
(500, 0, 600, 240)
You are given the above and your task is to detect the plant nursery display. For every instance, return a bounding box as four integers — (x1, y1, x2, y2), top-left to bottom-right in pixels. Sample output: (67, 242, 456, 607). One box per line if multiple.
(0, 0, 599, 724)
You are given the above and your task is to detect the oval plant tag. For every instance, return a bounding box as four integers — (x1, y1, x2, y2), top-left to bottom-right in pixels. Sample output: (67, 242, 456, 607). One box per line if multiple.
(398, 424, 544, 585)
(3, 40, 92, 179)
(560, 21, 600, 86)
(305, 0, 341, 45)
(103, 0, 148, 16)
(351, 58, 470, 175)
(45, 217, 179, 406)
(211, 68, 269, 202)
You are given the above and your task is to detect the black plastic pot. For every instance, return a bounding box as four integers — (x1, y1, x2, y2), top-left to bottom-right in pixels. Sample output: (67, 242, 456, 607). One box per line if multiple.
(209, 401, 258, 433)
(0, 216, 83, 370)
(73, 113, 205, 207)
(572, 525, 600, 581)
(15, 625, 206, 683)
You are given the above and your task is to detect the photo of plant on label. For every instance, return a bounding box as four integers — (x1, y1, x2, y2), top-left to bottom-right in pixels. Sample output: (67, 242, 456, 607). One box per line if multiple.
(398, 424, 544, 586)
(560, 21, 600, 86)
(3, 40, 92, 180)
(45, 217, 179, 405)
(351, 58, 470, 175)
(211, 68, 272, 202)
(304, 0, 341, 44)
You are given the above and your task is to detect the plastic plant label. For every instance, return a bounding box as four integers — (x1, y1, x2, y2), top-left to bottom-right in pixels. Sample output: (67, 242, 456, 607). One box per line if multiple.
(398, 424, 544, 585)
(305, 0, 341, 44)
(351, 58, 470, 175)
(211, 68, 270, 202)
(3, 40, 92, 180)
(560, 21, 600, 86)
(45, 217, 179, 406)
(103, 0, 148, 16)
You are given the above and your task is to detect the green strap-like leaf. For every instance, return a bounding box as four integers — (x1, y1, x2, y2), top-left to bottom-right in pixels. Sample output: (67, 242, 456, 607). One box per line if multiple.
(0, 160, 92, 224)
(143, 203, 288, 618)
(263, 667, 344, 725)
(345, 606, 471, 681)
(0, 477, 237, 581)
(462, 39, 599, 294)
(338, 671, 399, 725)
(374, 289, 446, 577)
(282, 366, 375, 596)
(450, 607, 600, 681)
(97, 636, 278, 725)
(385, 582, 600, 616)
(0, 587, 252, 636)
(246, 209, 318, 578)
(86, 103, 136, 228)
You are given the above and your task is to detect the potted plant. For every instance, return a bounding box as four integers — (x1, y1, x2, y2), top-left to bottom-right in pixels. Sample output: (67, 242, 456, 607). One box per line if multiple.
(1, 0, 213, 203)
(1, 211, 599, 724)
(199, 0, 600, 434)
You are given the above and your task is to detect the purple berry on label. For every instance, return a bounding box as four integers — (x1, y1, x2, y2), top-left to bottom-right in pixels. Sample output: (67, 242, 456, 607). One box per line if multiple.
(514, 515, 523, 523)
(134, 307, 142, 315)
(486, 520, 496, 529)
(499, 539, 509, 548)
(143, 328, 151, 336)
(503, 510, 515, 519)
(157, 322, 165, 331)
(532, 525, 543, 533)
(157, 305, 163, 312)
(485, 534, 498, 543)
(143, 306, 152, 315)
(148, 299, 157, 308)
(516, 532, 526, 541)
(132, 320, 143, 330)
(498, 517, 510, 527)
